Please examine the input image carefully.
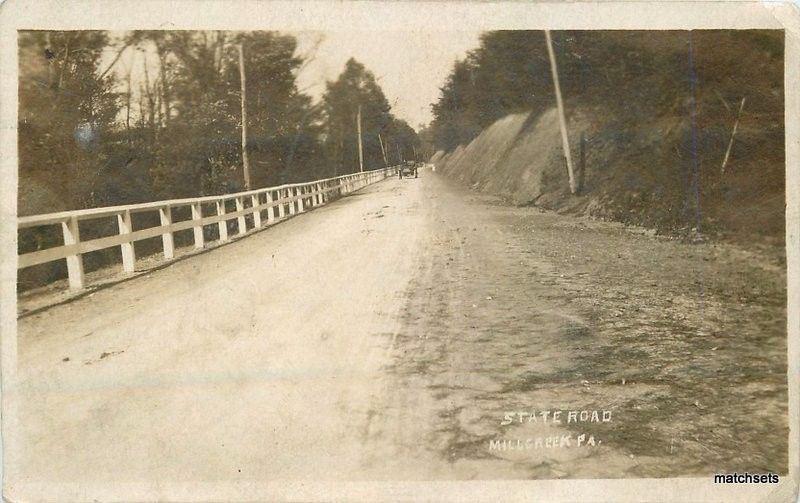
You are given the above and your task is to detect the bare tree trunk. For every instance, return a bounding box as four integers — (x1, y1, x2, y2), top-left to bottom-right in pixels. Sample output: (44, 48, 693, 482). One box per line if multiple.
(237, 43, 252, 190)
(213, 31, 226, 75)
(58, 33, 72, 90)
(155, 80, 162, 135)
(138, 85, 146, 129)
(157, 46, 170, 127)
(142, 55, 156, 130)
(125, 68, 132, 132)
(98, 39, 135, 80)
(45, 32, 54, 87)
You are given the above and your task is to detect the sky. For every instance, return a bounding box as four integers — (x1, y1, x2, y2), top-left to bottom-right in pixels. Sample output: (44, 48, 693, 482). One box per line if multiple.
(106, 30, 483, 131)
(293, 31, 482, 129)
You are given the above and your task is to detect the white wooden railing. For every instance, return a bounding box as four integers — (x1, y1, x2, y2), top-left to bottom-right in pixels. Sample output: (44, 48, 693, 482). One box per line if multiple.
(18, 167, 397, 290)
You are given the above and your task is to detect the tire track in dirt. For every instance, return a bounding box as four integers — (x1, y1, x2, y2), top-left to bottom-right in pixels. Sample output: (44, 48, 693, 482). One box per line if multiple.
(366, 174, 637, 479)
(373, 172, 787, 479)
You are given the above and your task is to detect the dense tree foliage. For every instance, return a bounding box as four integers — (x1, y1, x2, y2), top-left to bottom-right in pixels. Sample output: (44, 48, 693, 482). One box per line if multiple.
(19, 30, 418, 217)
(428, 30, 784, 153)
(428, 30, 784, 239)
(19, 31, 122, 215)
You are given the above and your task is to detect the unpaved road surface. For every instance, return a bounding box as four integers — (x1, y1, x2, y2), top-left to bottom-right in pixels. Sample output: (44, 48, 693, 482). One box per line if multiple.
(8, 170, 787, 495)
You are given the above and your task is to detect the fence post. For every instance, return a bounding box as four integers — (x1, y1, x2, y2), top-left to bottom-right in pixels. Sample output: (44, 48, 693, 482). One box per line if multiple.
(266, 191, 275, 222)
(278, 189, 286, 218)
(61, 216, 84, 290)
(235, 197, 246, 234)
(297, 187, 305, 213)
(117, 209, 136, 274)
(252, 194, 262, 228)
(289, 188, 297, 215)
(159, 206, 175, 259)
(216, 200, 229, 242)
(192, 203, 204, 249)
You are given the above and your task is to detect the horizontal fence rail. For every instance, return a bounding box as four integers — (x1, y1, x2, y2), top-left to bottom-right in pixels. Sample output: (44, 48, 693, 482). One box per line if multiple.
(18, 167, 397, 290)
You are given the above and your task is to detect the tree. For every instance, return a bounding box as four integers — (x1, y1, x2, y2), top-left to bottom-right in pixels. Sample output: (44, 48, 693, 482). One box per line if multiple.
(19, 31, 121, 214)
(123, 31, 324, 196)
(322, 58, 413, 175)
(17, 29, 346, 289)
(427, 29, 784, 234)
(221, 32, 325, 186)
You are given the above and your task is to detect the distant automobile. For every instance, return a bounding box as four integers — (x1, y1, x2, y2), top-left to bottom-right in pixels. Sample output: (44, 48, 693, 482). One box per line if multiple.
(398, 161, 418, 179)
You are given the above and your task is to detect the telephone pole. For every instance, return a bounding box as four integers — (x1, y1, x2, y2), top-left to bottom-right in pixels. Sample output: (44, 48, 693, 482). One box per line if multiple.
(237, 43, 252, 190)
(721, 97, 746, 175)
(544, 30, 576, 194)
(356, 104, 364, 172)
(378, 133, 388, 167)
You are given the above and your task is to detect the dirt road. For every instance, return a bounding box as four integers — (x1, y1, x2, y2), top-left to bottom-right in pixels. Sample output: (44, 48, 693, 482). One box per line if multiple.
(8, 170, 787, 494)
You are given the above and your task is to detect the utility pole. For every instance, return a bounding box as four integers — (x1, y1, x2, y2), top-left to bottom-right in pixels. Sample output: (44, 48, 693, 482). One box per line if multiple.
(721, 97, 746, 175)
(578, 131, 586, 194)
(544, 30, 576, 194)
(356, 104, 364, 172)
(237, 43, 252, 190)
(378, 133, 388, 167)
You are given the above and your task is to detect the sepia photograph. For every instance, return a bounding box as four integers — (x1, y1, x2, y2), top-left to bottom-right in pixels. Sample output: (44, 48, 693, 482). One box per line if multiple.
(1, 1, 798, 501)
